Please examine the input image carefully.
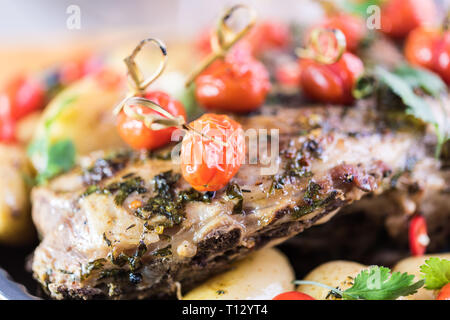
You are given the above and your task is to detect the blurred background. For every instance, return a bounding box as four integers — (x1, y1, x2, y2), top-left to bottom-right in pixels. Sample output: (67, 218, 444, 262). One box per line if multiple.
(0, 0, 324, 84)
(0, 0, 323, 43)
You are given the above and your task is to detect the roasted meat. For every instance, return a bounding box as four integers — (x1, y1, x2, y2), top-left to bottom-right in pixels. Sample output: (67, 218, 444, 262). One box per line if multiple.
(31, 100, 448, 299)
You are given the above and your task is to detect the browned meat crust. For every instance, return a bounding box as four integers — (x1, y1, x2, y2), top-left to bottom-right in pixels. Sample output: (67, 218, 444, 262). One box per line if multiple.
(31, 101, 445, 299)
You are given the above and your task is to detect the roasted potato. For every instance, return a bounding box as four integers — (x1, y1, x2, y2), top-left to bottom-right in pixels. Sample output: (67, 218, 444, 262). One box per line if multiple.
(297, 261, 367, 300)
(30, 75, 127, 174)
(183, 248, 295, 300)
(0, 144, 35, 245)
(393, 253, 450, 300)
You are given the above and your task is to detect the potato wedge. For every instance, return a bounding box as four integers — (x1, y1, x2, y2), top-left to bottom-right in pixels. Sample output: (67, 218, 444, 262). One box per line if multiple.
(393, 253, 450, 300)
(0, 144, 35, 245)
(297, 261, 367, 300)
(183, 248, 295, 300)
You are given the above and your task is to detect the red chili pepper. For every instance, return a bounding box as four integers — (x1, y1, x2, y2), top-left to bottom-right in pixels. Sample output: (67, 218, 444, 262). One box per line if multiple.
(273, 291, 315, 300)
(437, 283, 450, 300)
(117, 91, 186, 150)
(318, 14, 366, 53)
(381, 0, 436, 38)
(180, 113, 245, 192)
(299, 52, 364, 104)
(408, 215, 430, 256)
(195, 48, 270, 113)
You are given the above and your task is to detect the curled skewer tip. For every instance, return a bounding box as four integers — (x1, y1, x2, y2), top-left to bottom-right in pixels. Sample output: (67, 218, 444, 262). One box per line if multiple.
(185, 4, 257, 87)
(296, 28, 347, 65)
(124, 38, 168, 93)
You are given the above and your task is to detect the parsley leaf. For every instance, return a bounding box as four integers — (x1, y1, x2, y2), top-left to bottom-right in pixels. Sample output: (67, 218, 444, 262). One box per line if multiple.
(420, 258, 450, 290)
(375, 67, 437, 124)
(28, 95, 78, 184)
(30, 139, 76, 185)
(375, 66, 448, 157)
(394, 65, 446, 98)
(343, 266, 424, 300)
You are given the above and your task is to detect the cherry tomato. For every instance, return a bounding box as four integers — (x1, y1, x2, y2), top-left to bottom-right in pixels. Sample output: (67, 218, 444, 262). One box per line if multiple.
(409, 215, 429, 256)
(405, 28, 450, 85)
(319, 14, 366, 52)
(195, 28, 214, 57)
(275, 61, 302, 87)
(195, 21, 290, 58)
(381, 0, 436, 38)
(59, 55, 102, 85)
(273, 291, 315, 300)
(437, 283, 450, 300)
(432, 33, 450, 85)
(0, 112, 16, 143)
(94, 68, 124, 91)
(3, 75, 45, 121)
(195, 52, 270, 113)
(180, 113, 245, 192)
(117, 91, 186, 150)
(59, 60, 85, 85)
(299, 52, 364, 104)
(404, 27, 440, 70)
(245, 21, 291, 56)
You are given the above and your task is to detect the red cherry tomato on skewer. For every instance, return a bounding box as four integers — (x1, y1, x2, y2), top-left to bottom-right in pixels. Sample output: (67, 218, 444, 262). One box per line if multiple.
(299, 52, 364, 105)
(273, 291, 315, 300)
(195, 51, 270, 113)
(437, 283, 450, 300)
(408, 215, 429, 257)
(180, 113, 245, 192)
(117, 91, 186, 150)
(381, 0, 436, 38)
(318, 14, 366, 53)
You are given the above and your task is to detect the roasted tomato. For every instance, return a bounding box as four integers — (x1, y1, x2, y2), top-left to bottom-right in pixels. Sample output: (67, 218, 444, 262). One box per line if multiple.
(437, 283, 450, 300)
(273, 291, 315, 300)
(117, 91, 186, 150)
(195, 48, 270, 113)
(299, 52, 364, 104)
(180, 113, 245, 192)
(245, 20, 291, 56)
(381, 0, 436, 38)
(195, 21, 290, 57)
(319, 14, 366, 52)
(275, 61, 303, 87)
(405, 28, 450, 85)
(3, 75, 45, 121)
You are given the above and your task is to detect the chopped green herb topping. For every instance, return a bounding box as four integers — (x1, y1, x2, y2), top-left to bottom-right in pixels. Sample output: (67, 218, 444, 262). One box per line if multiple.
(134, 171, 214, 228)
(152, 245, 172, 257)
(226, 183, 244, 214)
(80, 258, 106, 281)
